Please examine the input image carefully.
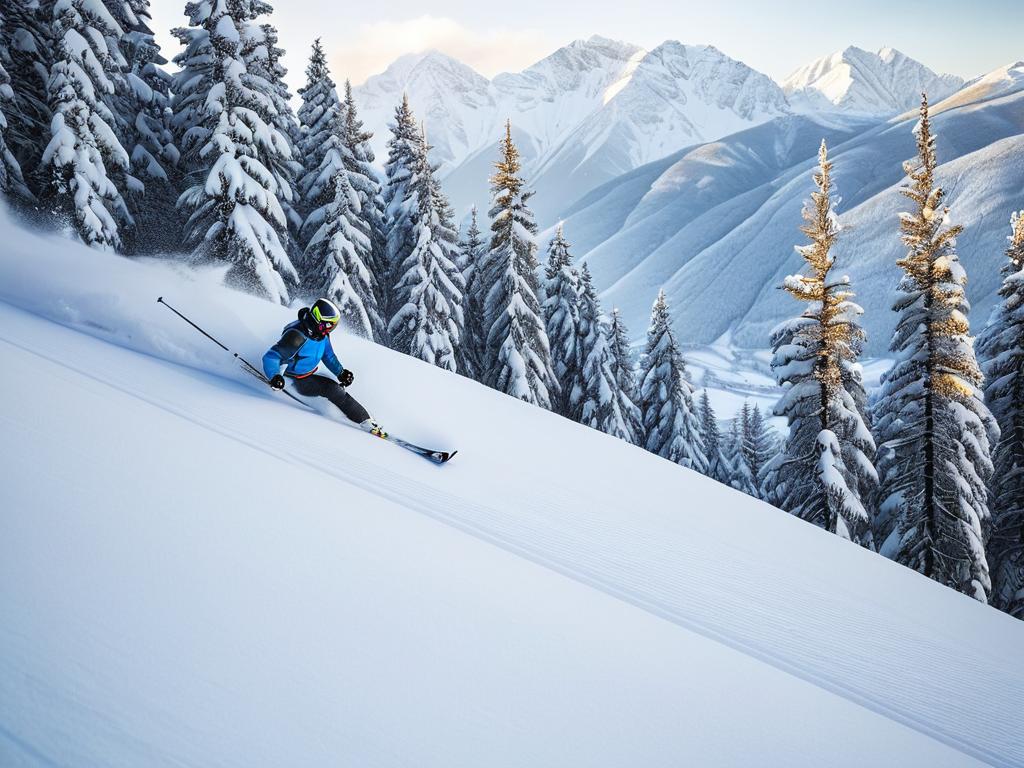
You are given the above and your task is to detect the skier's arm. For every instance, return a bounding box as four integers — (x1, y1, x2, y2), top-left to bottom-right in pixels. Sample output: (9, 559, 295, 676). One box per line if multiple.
(322, 336, 344, 377)
(262, 329, 305, 380)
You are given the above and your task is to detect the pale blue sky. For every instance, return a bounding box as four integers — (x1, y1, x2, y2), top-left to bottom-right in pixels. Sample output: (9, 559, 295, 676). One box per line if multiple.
(148, 0, 1024, 90)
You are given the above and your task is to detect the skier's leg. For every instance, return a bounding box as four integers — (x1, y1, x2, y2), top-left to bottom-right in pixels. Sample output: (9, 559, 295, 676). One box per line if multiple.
(291, 375, 370, 424)
(327, 387, 371, 424)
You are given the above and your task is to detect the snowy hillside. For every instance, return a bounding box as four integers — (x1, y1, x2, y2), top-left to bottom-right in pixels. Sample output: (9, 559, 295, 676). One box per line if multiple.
(557, 62, 1024, 354)
(783, 46, 964, 115)
(2, 214, 1024, 766)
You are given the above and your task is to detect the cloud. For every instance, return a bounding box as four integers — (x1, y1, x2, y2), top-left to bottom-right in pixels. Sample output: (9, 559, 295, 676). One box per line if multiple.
(329, 16, 557, 84)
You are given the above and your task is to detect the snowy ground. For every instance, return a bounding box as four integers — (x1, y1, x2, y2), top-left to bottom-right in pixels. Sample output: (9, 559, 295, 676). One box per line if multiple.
(1, 214, 1023, 767)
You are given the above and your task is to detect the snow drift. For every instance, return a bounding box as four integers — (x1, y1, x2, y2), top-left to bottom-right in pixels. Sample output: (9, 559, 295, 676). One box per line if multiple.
(1, 210, 1022, 767)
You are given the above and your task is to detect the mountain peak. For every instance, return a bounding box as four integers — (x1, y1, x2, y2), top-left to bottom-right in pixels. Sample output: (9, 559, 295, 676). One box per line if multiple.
(783, 46, 964, 115)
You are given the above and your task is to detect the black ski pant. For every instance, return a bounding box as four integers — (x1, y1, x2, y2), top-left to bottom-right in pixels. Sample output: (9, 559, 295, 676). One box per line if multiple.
(290, 374, 370, 424)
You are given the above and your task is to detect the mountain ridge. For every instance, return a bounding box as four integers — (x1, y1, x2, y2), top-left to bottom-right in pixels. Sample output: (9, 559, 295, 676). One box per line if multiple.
(354, 38, 970, 222)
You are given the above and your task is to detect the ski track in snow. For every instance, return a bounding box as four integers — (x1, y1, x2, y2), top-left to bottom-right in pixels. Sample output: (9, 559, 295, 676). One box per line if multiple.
(0, 300, 1021, 767)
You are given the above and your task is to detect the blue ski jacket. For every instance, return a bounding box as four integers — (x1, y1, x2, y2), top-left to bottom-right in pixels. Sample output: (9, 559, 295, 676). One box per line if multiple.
(262, 308, 345, 381)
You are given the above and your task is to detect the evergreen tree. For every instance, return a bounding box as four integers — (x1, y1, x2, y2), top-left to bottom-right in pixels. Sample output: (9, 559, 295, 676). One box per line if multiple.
(340, 79, 389, 338)
(575, 265, 636, 441)
(300, 101, 380, 337)
(761, 140, 876, 543)
(699, 390, 731, 485)
(172, 0, 297, 303)
(387, 129, 465, 369)
(110, 0, 180, 252)
(725, 414, 758, 496)
(979, 211, 1024, 617)
(638, 290, 707, 471)
(478, 120, 554, 406)
(542, 223, 580, 417)
(0, 6, 30, 200)
(456, 205, 487, 380)
(873, 96, 997, 601)
(296, 39, 337, 195)
(243, 19, 301, 265)
(382, 93, 422, 324)
(607, 307, 642, 443)
(1, 0, 53, 199)
(295, 37, 342, 283)
(740, 403, 775, 491)
(41, 0, 132, 249)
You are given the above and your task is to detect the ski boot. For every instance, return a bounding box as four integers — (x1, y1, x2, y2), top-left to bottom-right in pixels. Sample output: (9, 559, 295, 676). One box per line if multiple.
(359, 419, 388, 439)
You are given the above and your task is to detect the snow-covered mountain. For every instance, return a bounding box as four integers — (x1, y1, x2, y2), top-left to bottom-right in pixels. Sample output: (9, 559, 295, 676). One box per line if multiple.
(553, 62, 1024, 356)
(355, 50, 498, 171)
(492, 35, 646, 157)
(526, 42, 789, 220)
(783, 46, 964, 115)
(2, 211, 1023, 766)
(354, 39, 962, 223)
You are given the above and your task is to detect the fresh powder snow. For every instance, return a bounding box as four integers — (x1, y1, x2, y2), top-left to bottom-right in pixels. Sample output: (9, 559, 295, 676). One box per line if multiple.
(1, 206, 1023, 766)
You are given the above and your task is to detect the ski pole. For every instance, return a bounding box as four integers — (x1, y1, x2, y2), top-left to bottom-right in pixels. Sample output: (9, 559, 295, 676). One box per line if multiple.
(156, 296, 311, 409)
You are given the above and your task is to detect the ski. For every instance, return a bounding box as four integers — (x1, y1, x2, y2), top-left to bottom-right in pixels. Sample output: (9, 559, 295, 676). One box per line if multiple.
(389, 436, 458, 465)
(360, 421, 456, 464)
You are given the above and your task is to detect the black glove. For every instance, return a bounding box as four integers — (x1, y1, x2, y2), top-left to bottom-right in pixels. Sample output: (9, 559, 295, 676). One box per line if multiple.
(269, 374, 285, 391)
(339, 369, 354, 387)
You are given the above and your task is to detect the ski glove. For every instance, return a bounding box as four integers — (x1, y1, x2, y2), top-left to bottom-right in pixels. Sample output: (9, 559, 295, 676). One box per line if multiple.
(269, 374, 286, 391)
(339, 369, 354, 387)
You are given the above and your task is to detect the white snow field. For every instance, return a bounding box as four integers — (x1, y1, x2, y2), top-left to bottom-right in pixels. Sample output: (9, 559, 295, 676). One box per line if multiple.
(1, 215, 1023, 767)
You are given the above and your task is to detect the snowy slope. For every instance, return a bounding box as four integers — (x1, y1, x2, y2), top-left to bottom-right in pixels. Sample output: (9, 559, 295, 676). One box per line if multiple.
(783, 46, 964, 115)
(2, 214, 1024, 766)
(558, 62, 1024, 354)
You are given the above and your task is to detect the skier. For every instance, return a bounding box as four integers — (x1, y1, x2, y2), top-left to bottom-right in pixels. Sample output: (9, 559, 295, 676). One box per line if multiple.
(262, 298, 386, 437)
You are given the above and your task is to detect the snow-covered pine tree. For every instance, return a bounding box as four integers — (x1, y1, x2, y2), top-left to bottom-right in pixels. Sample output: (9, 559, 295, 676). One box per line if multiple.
(575, 264, 636, 441)
(387, 129, 465, 369)
(607, 307, 642, 443)
(478, 120, 554, 407)
(243, 19, 301, 266)
(295, 37, 342, 283)
(41, 0, 132, 249)
(698, 390, 731, 485)
(725, 413, 758, 496)
(172, 0, 297, 303)
(1, 0, 53, 200)
(761, 140, 876, 543)
(638, 290, 707, 471)
(456, 205, 487, 380)
(979, 211, 1024, 617)
(340, 79, 389, 338)
(382, 93, 422, 324)
(873, 95, 997, 601)
(108, 0, 180, 252)
(0, 6, 30, 200)
(740, 402, 775, 494)
(300, 95, 380, 338)
(542, 223, 580, 417)
(296, 40, 335, 190)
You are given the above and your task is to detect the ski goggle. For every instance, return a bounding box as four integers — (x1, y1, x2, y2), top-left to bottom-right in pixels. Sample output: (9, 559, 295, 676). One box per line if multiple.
(311, 304, 340, 334)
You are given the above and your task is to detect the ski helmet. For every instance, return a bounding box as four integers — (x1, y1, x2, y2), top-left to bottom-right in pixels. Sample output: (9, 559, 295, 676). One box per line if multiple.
(310, 298, 341, 334)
